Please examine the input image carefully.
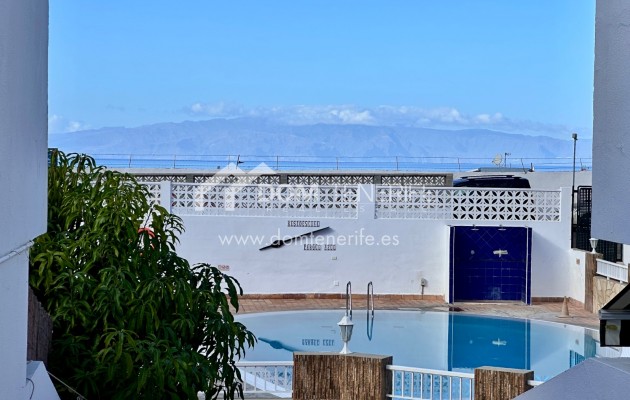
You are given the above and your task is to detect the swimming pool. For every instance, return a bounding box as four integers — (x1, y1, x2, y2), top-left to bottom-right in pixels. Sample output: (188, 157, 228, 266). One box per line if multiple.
(237, 309, 606, 381)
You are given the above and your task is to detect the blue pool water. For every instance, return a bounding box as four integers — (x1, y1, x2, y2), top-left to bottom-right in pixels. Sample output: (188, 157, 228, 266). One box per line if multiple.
(237, 310, 607, 381)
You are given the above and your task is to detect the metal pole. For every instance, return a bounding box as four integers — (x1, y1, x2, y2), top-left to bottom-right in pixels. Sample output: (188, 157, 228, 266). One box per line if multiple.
(571, 133, 578, 247)
(572, 133, 578, 189)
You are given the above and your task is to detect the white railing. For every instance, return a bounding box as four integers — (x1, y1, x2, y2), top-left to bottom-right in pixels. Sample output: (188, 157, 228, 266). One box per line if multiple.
(236, 361, 293, 398)
(170, 183, 359, 219)
(596, 259, 629, 283)
(375, 187, 561, 221)
(596, 345, 623, 358)
(387, 365, 475, 400)
(234, 362, 546, 399)
(96, 153, 592, 172)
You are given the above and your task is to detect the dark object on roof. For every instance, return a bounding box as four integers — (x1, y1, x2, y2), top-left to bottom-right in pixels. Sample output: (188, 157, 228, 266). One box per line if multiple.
(514, 358, 630, 400)
(453, 175, 531, 188)
(600, 284, 630, 347)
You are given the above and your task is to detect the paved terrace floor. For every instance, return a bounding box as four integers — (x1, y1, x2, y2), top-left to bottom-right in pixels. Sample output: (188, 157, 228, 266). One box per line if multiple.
(236, 296, 599, 329)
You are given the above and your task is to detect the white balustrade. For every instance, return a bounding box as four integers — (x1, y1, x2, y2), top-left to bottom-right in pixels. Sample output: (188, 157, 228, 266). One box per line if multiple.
(236, 361, 293, 397)
(596, 259, 629, 283)
(233, 362, 551, 399)
(387, 365, 475, 400)
(596, 345, 623, 358)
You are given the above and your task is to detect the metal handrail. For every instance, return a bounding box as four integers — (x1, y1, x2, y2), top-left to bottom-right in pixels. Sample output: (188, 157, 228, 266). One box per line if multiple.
(346, 281, 352, 319)
(90, 153, 593, 172)
(367, 281, 374, 317)
(367, 281, 375, 340)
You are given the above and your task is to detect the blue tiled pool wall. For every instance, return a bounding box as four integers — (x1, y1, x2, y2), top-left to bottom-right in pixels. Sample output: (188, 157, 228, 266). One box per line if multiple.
(449, 226, 532, 304)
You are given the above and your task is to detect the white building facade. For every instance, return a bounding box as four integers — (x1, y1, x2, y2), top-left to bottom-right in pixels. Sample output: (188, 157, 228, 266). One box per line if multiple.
(0, 0, 56, 398)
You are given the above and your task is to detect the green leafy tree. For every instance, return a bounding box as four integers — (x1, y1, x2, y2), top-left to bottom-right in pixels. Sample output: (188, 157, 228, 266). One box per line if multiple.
(30, 151, 255, 399)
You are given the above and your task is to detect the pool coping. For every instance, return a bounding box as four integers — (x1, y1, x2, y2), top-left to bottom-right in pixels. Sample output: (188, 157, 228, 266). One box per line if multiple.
(235, 296, 599, 329)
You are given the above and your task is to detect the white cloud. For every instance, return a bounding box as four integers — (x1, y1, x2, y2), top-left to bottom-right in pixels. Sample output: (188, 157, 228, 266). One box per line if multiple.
(48, 114, 91, 133)
(330, 108, 375, 124)
(66, 121, 87, 132)
(187, 102, 377, 125)
(187, 102, 247, 118)
(184, 102, 576, 137)
(474, 112, 503, 124)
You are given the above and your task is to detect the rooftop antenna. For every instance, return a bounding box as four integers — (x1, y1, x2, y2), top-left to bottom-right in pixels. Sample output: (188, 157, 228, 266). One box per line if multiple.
(492, 153, 503, 167)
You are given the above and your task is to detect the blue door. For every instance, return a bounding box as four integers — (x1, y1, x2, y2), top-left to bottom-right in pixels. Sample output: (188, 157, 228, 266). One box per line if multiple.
(450, 226, 532, 304)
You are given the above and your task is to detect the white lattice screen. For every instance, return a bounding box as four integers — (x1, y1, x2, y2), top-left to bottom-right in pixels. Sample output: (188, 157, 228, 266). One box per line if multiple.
(287, 175, 374, 185)
(142, 183, 561, 221)
(171, 183, 359, 218)
(381, 175, 447, 186)
(375, 187, 561, 221)
(194, 175, 280, 184)
(139, 183, 162, 206)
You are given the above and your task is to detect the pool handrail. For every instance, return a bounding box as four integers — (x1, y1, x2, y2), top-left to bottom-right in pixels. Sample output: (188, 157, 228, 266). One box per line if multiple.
(367, 281, 374, 317)
(346, 281, 352, 319)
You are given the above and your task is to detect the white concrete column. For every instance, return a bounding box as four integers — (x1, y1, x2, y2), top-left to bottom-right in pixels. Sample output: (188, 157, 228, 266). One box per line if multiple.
(357, 184, 376, 221)
(160, 181, 173, 213)
(592, 0, 630, 244)
(0, 0, 49, 398)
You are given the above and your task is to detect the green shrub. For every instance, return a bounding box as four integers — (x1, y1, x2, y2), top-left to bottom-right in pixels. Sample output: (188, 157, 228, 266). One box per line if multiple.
(30, 151, 255, 399)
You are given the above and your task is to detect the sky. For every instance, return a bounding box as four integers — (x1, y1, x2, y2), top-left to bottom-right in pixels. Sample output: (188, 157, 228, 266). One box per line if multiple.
(49, 1, 596, 139)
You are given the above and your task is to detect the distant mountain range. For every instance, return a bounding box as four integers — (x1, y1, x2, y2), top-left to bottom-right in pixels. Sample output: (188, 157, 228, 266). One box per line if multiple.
(49, 117, 592, 160)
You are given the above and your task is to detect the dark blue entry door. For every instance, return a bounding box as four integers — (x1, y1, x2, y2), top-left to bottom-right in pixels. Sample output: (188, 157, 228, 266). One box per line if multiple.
(450, 226, 532, 304)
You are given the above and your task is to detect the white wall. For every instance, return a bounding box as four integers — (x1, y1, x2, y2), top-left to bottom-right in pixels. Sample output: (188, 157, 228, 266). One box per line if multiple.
(175, 185, 576, 300)
(26, 362, 60, 400)
(529, 187, 575, 299)
(0, 254, 30, 400)
(179, 215, 450, 296)
(0, 0, 48, 252)
(0, 0, 48, 398)
(568, 249, 587, 303)
(592, 0, 630, 245)
(623, 244, 630, 266)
